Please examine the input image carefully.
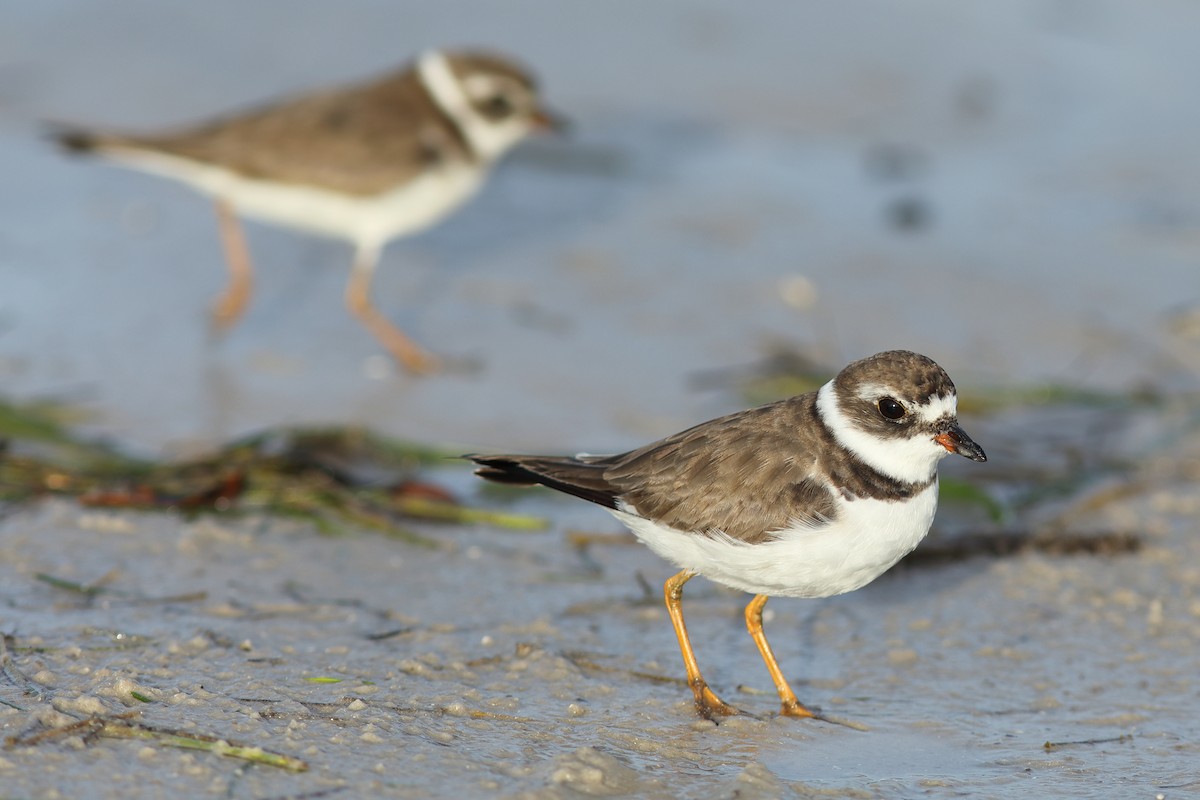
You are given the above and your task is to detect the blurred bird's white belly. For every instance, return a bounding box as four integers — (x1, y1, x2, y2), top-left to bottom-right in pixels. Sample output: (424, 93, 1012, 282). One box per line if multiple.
(103, 149, 485, 249)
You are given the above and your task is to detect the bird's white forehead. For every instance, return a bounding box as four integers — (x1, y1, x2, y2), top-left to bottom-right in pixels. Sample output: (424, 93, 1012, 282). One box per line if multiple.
(855, 382, 958, 424)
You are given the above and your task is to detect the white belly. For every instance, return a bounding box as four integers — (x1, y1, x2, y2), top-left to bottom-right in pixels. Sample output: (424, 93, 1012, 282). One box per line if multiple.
(101, 149, 485, 249)
(612, 481, 939, 598)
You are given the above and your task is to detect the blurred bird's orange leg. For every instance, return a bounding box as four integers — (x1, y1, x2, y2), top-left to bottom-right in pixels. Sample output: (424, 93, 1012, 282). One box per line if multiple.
(345, 243, 439, 374)
(744, 594, 815, 718)
(210, 199, 254, 333)
(665, 570, 740, 720)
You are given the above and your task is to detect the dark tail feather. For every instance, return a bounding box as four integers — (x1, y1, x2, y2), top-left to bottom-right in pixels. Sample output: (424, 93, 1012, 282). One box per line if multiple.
(43, 121, 104, 153)
(55, 128, 100, 153)
(44, 122, 137, 156)
(467, 454, 619, 510)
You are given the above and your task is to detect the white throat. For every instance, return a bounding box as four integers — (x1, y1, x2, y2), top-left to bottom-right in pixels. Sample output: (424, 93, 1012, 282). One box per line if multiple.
(416, 50, 527, 162)
(815, 381, 947, 484)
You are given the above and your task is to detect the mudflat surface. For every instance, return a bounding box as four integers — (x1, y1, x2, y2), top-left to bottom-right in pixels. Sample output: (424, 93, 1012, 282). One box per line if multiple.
(2, 1, 1200, 797)
(2, 436, 1199, 798)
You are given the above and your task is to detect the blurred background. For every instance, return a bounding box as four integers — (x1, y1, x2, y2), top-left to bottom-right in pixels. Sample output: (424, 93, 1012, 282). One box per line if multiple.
(1, 0, 1197, 457)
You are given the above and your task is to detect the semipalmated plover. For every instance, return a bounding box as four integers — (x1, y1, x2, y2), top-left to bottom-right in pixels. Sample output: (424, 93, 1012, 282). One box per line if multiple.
(56, 48, 565, 373)
(470, 350, 987, 720)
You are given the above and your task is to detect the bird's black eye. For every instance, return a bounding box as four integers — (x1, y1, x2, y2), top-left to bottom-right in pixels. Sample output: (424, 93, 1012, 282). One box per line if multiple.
(877, 397, 906, 420)
(482, 94, 515, 118)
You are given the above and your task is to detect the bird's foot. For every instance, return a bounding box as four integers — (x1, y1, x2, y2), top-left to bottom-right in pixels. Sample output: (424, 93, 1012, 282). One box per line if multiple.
(691, 681, 741, 721)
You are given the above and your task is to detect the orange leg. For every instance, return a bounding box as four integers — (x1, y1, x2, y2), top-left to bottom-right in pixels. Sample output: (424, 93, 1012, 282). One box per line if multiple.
(345, 243, 439, 374)
(744, 594, 815, 718)
(664, 570, 740, 720)
(210, 199, 254, 333)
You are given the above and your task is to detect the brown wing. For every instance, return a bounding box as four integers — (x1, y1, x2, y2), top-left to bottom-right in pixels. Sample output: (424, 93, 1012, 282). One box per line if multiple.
(598, 394, 836, 543)
(57, 68, 470, 196)
(471, 393, 838, 544)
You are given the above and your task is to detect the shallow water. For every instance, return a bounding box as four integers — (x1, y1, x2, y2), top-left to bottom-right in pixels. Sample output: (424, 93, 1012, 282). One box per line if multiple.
(3, 0, 1198, 455)
(1, 1, 1199, 797)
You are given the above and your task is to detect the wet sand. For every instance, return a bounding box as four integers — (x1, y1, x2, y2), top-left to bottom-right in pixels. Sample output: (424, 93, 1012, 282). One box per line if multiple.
(2, 425, 1199, 797)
